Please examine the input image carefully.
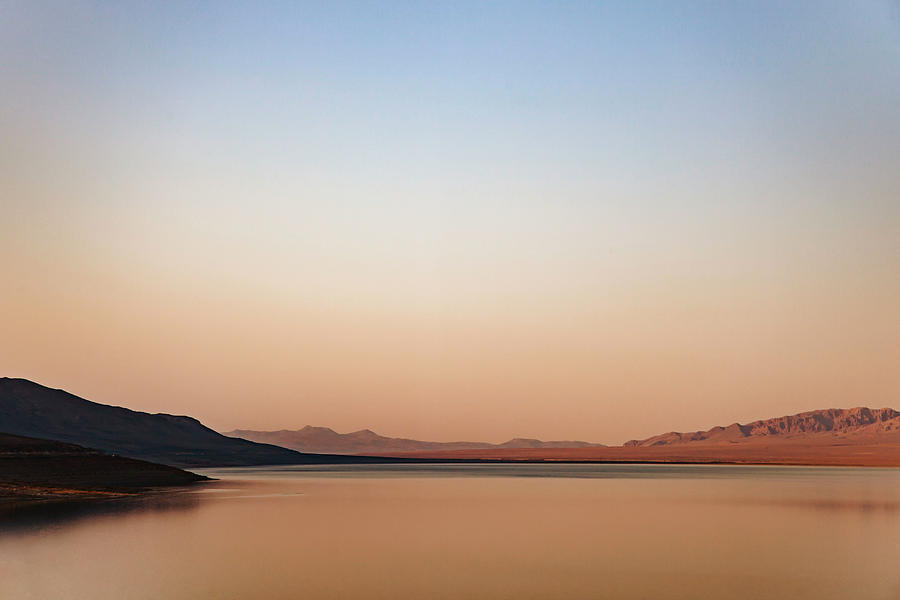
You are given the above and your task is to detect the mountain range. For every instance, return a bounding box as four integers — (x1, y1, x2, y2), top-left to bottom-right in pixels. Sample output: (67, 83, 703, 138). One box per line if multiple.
(3, 377, 899, 468)
(225, 426, 603, 455)
(0, 378, 400, 468)
(350, 407, 900, 466)
(624, 407, 900, 446)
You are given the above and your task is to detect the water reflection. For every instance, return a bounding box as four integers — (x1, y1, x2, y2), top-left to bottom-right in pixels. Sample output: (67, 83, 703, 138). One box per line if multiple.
(0, 487, 204, 536)
(2, 465, 899, 600)
(731, 497, 900, 514)
(205, 462, 891, 479)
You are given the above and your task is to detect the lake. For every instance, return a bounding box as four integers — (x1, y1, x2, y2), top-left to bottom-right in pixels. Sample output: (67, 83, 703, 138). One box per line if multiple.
(2, 464, 900, 599)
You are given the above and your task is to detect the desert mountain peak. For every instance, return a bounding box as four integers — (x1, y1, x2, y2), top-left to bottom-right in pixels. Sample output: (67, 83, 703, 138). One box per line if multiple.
(625, 407, 900, 447)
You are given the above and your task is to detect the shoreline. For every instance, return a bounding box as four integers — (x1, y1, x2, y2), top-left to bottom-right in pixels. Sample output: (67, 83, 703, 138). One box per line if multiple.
(0, 433, 210, 508)
(363, 441, 900, 468)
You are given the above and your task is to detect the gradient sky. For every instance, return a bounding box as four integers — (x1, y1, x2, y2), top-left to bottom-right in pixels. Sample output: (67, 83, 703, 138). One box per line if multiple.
(2, 1, 899, 444)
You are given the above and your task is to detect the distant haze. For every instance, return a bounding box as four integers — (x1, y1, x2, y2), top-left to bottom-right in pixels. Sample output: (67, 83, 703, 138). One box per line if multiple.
(2, 2, 898, 445)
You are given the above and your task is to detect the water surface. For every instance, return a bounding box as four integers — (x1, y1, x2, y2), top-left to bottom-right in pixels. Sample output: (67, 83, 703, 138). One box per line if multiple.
(2, 464, 899, 599)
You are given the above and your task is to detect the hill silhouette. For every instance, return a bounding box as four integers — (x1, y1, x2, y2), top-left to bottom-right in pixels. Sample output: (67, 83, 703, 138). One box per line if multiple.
(0, 432, 207, 503)
(0, 378, 401, 467)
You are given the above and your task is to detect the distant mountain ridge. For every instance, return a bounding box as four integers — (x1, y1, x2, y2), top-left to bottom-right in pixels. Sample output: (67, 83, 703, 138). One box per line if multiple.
(0, 378, 399, 467)
(225, 425, 604, 455)
(625, 407, 900, 447)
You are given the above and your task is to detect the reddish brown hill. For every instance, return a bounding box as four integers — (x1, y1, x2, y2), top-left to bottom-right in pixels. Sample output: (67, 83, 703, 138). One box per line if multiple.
(624, 407, 900, 447)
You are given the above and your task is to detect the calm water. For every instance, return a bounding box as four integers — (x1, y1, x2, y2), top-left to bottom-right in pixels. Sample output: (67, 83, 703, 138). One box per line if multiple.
(2, 464, 900, 599)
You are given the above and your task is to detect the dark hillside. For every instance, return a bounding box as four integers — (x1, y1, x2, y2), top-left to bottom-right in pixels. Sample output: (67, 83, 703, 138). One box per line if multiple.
(0, 378, 393, 467)
(0, 432, 207, 503)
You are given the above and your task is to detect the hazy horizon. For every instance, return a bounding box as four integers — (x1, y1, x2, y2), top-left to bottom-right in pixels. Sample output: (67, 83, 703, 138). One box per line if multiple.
(2, 1, 899, 445)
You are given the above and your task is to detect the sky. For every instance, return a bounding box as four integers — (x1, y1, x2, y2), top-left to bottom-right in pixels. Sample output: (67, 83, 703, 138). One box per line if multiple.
(1, 1, 899, 444)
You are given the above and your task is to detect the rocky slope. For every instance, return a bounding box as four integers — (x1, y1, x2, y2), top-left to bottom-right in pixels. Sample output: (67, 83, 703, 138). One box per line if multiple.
(624, 407, 900, 447)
